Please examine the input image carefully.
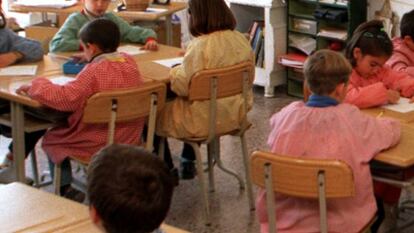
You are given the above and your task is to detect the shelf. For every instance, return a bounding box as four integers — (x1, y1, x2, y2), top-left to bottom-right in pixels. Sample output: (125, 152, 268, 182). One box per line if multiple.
(288, 13, 315, 20)
(318, 2, 348, 9)
(227, 0, 273, 8)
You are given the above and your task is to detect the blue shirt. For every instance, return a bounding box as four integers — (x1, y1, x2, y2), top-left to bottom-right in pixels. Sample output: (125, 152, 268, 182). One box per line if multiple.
(306, 94, 339, 108)
(0, 28, 43, 62)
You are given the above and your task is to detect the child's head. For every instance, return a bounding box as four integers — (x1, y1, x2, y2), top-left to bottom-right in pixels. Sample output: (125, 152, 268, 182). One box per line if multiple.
(79, 18, 120, 61)
(82, 0, 110, 17)
(400, 9, 414, 51)
(345, 20, 393, 78)
(87, 144, 174, 233)
(187, 0, 236, 37)
(304, 49, 351, 101)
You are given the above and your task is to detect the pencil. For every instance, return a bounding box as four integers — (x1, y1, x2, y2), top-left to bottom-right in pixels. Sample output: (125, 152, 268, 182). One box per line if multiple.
(377, 111, 384, 118)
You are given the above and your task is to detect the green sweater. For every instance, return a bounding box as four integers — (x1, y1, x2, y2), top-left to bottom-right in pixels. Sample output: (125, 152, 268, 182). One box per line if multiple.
(50, 12, 157, 52)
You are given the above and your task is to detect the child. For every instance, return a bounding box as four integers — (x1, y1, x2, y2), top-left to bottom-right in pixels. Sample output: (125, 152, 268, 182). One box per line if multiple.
(0, 0, 44, 182)
(155, 0, 254, 179)
(257, 49, 400, 233)
(88, 144, 174, 233)
(49, 0, 158, 53)
(386, 9, 414, 77)
(344, 20, 414, 108)
(17, 19, 145, 200)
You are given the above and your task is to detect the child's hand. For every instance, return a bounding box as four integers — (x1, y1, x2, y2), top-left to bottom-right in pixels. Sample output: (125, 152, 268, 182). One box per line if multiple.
(410, 96, 414, 103)
(178, 50, 186, 56)
(0, 52, 22, 67)
(142, 40, 158, 51)
(70, 53, 87, 63)
(387, 89, 400, 104)
(16, 84, 31, 97)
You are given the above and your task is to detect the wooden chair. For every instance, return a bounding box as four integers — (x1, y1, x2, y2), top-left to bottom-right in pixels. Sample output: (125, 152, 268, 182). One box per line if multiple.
(53, 82, 166, 195)
(158, 61, 255, 225)
(250, 151, 375, 233)
(25, 24, 59, 54)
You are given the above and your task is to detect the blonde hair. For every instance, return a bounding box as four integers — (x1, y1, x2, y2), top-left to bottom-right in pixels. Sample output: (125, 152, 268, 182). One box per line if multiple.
(304, 49, 352, 95)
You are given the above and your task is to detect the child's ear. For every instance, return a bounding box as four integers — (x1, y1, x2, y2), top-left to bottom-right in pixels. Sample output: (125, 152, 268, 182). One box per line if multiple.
(352, 47, 362, 59)
(89, 206, 101, 225)
(403, 35, 413, 44)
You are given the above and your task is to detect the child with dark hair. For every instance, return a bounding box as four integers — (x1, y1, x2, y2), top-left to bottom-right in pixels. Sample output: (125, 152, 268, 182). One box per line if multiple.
(88, 144, 174, 233)
(386, 9, 414, 77)
(16, 19, 145, 200)
(50, 0, 158, 53)
(258, 49, 400, 233)
(155, 0, 254, 179)
(344, 20, 414, 108)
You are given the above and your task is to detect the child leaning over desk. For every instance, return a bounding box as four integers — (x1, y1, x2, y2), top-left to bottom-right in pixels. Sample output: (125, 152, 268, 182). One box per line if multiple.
(49, 0, 158, 53)
(386, 9, 414, 77)
(344, 20, 414, 109)
(258, 49, 400, 233)
(17, 19, 145, 201)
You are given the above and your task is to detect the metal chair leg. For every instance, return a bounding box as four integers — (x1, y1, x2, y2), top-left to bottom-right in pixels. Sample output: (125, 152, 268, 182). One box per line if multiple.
(207, 142, 215, 193)
(30, 151, 40, 187)
(54, 163, 61, 195)
(189, 142, 211, 226)
(241, 134, 255, 210)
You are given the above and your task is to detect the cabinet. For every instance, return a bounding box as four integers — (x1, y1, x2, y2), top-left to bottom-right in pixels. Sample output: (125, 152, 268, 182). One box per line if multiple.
(228, 0, 286, 97)
(286, 0, 367, 97)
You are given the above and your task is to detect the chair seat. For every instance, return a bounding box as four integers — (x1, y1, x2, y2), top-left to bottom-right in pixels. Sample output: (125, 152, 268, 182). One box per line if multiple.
(0, 113, 55, 133)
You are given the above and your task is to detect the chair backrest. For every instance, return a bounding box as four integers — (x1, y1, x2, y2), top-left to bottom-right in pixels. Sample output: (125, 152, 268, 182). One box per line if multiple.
(82, 82, 166, 150)
(187, 61, 254, 141)
(250, 150, 355, 233)
(25, 25, 59, 54)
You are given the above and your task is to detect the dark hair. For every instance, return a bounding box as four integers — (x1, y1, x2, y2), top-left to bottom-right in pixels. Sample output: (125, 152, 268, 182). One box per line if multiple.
(345, 20, 393, 67)
(79, 18, 120, 53)
(305, 49, 352, 95)
(188, 0, 236, 37)
(401, 9, 414, 39)
(87, 144, 174, 233)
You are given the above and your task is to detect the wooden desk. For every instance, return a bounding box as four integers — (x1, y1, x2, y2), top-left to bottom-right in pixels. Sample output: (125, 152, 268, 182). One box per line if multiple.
(0, 182, 189, 233)
(9, 2, 187, 45)
(2, 44, 179, 182)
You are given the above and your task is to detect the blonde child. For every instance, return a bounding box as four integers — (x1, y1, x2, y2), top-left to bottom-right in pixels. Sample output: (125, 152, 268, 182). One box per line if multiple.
(88, 144, 174, 233)
(344, 20, 414, 108)
(386, 9, 414, 77)
(257, 50, 400, 233)
(155, 0, 254, 179)
(50, 0, 158, 53)
(17, 19, 145, 200)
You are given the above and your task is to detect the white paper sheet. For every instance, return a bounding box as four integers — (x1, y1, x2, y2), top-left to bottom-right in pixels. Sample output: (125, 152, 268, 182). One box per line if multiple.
(0, 65, 38, 76)
(153, 57, 184, 68)
(14, 0, 77, 8)
(382, 97, 414, 113)
(117, 45, 148, 56)
(49, 76, 76, 86)
(146, 8, 168, 13)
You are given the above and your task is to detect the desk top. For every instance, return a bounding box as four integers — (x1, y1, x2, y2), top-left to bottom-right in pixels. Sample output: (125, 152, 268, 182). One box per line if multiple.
(0, 44, 180, 107)
(9, 2, 187, 21)
(0, 182, 189, 233)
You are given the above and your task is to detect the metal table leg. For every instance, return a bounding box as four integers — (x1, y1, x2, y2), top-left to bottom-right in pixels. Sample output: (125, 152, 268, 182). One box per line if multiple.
(165, 15, 173, 46)
(10, 102, 26, 183)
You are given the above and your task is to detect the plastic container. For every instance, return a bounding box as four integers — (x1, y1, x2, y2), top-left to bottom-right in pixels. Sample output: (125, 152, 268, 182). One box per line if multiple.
(62, 60, 86, 74)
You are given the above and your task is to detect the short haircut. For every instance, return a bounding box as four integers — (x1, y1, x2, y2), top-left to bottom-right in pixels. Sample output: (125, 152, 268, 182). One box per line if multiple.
(188, 0, 236, 37)
(304, 49, 352, 95)
(345, 20, 393, 67)
(400, 9, 414, 39)
(79, 18, 120, 53)
(87, 144, 174, 233)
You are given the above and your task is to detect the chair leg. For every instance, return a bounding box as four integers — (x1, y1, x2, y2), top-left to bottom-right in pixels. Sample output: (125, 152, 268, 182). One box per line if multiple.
(189, 142, 211, 226)
(213, 137, 244, 189)
(158, 137, 165, 159)
(30, 151, 40, 187)
(54, 163, 61, 195)
(241, 134, 255, 211)
(207, 142, 215, 193)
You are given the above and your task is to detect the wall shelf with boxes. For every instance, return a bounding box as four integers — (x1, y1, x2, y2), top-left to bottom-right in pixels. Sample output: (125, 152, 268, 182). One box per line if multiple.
(280, 0, 367, 98)
(228, 0, 286, 97)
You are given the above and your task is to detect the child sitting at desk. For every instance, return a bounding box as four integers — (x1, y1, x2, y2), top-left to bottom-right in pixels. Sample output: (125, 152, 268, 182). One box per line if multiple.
(17, 19, 145, 200)
(386, 9, 414, 77)
(49, 0, 158, 53)
(344, 20, 414, 108)
(0, 0, 44, 182)
(88, 144, 174, 233)
(155, 0, 254, 179)
(257, 49, 400, 233)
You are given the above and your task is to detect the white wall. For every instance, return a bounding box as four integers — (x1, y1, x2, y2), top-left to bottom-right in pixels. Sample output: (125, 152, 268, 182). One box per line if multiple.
(368, 0, 414, 36)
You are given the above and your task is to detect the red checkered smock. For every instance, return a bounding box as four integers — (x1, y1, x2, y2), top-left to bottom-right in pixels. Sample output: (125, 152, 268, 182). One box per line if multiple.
(28, 52, 145, 164)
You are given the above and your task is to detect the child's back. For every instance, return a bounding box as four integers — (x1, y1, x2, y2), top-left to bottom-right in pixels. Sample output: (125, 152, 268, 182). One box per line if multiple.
(257, 50, 400, 233)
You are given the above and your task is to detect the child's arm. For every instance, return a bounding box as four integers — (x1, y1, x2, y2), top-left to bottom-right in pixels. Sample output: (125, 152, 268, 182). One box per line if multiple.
(49, 13, 84, 52)
(0, 29, 43, 63)
(24, 68, 96, 112)
(384, 67, 414, 98)
(387, 52, 414, 77)
(345, 82, 388, 108)
(108, 13, 157, 46)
